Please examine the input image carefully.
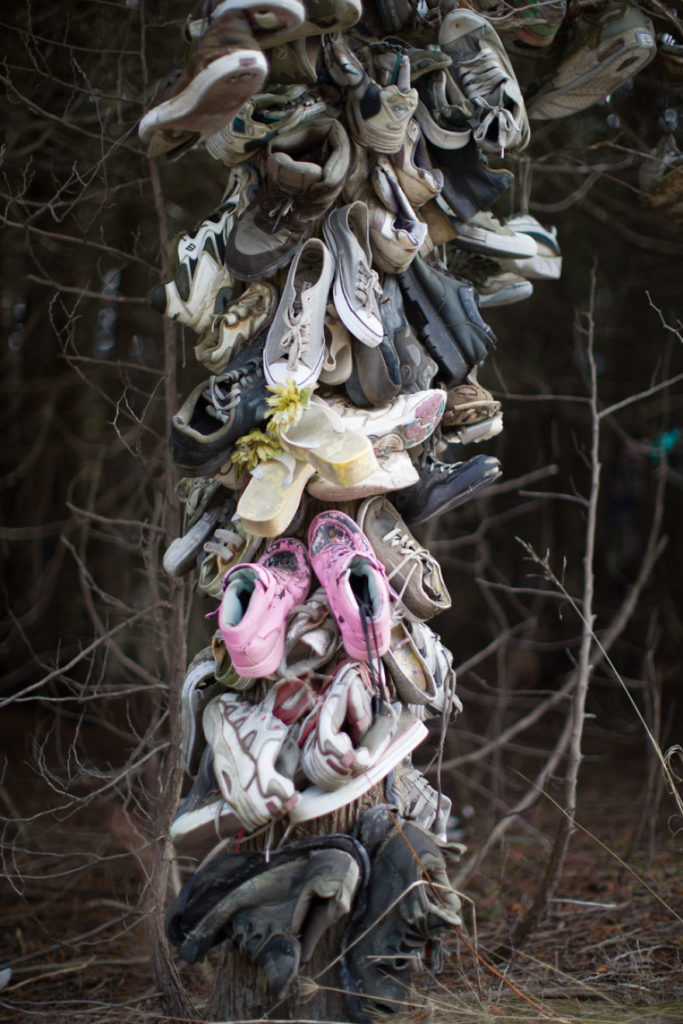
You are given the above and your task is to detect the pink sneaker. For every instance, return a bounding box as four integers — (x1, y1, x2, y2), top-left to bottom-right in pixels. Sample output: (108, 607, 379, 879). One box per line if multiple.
(308, 510, 392, 660)
(218, 537, 312, 677)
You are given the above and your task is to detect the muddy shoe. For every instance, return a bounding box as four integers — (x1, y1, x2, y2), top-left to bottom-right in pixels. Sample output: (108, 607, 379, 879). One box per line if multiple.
(342, 821, 463, 1022)
(167, 833, 369, 996)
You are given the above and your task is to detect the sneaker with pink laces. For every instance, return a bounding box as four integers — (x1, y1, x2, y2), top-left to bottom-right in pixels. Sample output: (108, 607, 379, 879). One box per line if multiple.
(308, 510, 392, 660)
(218, 537, 312, 677)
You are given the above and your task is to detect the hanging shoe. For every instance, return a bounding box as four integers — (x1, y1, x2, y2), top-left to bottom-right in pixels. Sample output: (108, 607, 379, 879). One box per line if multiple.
(139, 12, 268, 157)
(322, 202, 384, 347)
(439, 8, 530, 156)
(392, 450, 502, 526)
(202, 689, 301, 830)
(526, 2, 656, 121)
(147, 170, 253, 332)
(308, 509, 392, 660)
(218, 536, 311, 677)
(341, 822, 463, 1022)
(225, 118, 351, 280)
(357, 494, 451, 621)
(323, 33, 418, 154)
(169, 346, 269, 476)
(193, 280, 278, 373)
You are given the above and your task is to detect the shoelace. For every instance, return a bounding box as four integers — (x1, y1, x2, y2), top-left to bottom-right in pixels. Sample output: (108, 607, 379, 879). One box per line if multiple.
(473, 103, 521, 157)
(458, 48, 510, 102)
(203, 525, 244, 561)
(381, 527, 423, 606)
(204, 357, 262, 422)
(356, 263, 382, 306)
(264, 191, 295, 232)
(280, 309, 310, 369)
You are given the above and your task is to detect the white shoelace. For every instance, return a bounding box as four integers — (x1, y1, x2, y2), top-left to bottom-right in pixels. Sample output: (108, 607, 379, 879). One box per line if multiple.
(356, 263, 382, 307)
(281, 309, 310, 369)
(459, 48, 521, 157)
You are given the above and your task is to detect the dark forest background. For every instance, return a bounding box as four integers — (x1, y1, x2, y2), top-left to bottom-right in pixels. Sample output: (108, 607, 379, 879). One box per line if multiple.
(1, 1, 681, 1021)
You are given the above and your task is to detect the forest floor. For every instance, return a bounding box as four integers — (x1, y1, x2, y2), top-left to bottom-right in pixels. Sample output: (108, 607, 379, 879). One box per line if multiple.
(0, 712, 681, 1024)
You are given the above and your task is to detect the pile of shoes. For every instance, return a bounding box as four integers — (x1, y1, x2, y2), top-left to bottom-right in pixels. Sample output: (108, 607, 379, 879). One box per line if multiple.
(138, 0, 657, 1017)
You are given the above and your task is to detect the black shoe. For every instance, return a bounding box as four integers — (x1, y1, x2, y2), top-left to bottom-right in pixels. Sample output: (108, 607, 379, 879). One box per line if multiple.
(167, 834, 369, 997)
(169, 344, 268, 476)
(392, 451, 502, 526)
(427, 138, 513, 223)
(398, 255, 497, 386)
(341, 821, 462, 1022)
(380, 275, 438, 394)
(345, 335, 402, 408)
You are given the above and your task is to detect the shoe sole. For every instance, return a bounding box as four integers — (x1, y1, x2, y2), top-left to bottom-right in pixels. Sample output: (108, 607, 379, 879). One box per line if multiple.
(478, 279, 534, 307)
(171, 798, 240, 848)
(280, 404, 379, 488)
(528, 31, 655, 120)
(237, 458, 315, 537)
(139, 51, 268, 142)
(415, 100, 472, 151)
(447, 410, 504, 445)
(162, 507, 224, 576)
(290, 712, 428, 824)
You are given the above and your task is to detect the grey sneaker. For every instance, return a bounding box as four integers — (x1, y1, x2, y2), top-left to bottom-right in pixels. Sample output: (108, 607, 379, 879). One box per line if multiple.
(436, 205, 539, 259)
(390, 117, 444, 207)
(197, 522, 263, 597)
(162, 484, 234, 577)
(449, 252, 534, 307)
(180, 648, 223, 776)
(498, 213, 562, 279)
(263, 237, 335, 388)
(322, 202, 384, 348)
(193, 280, 278, 374)
(225, 118, 351, 280)
(386, 763, 453, 838)
(439, 8, 530, 156)
(415, 69, 473, 151)
(357, 494, 451, 622)
(342, 821, 462, 1022)
(526, 2, 656, 121)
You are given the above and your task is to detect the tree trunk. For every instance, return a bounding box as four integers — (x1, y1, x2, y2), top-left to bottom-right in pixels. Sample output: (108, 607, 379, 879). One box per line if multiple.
(208, 784, 385, 1021)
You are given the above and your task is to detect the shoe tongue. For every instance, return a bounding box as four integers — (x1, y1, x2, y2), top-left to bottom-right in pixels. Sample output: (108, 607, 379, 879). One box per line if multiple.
(268, 152, 323, 192)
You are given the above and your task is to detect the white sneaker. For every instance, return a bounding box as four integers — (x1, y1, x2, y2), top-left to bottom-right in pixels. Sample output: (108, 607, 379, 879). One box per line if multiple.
(439, 8, 530, 156)
(147, 168, 255, 333)
(320, 389, 446, 454)
(437, 204, 539, 259)
(203, 691, 300, 832)
(498, 214, 563, 279)
(263, 238, 335, 388)
(292, 706, 428, 823)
